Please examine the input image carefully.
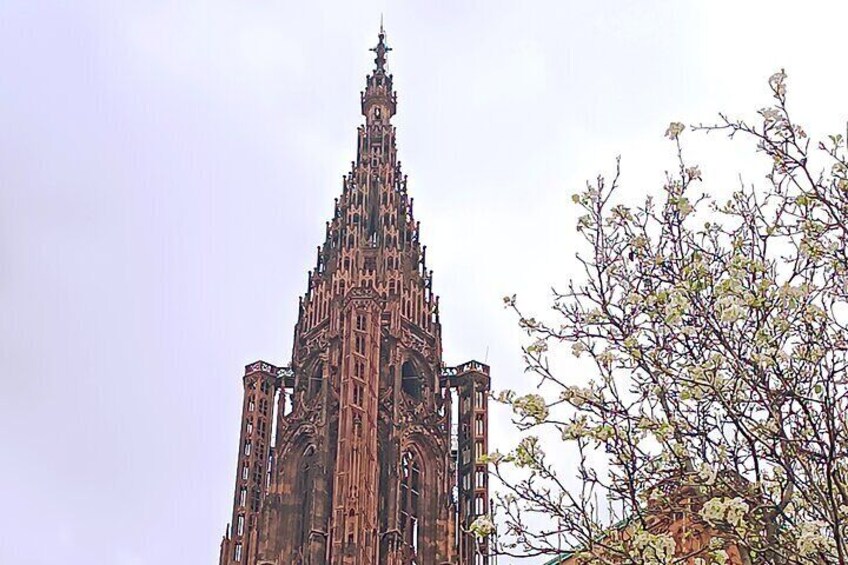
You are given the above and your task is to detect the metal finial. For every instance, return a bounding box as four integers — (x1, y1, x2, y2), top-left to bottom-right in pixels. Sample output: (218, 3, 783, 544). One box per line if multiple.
(370, 19, 391, 71)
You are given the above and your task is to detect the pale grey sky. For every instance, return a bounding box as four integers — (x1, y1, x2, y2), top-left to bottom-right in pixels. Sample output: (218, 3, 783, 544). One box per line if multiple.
(1, 2, 846, 564)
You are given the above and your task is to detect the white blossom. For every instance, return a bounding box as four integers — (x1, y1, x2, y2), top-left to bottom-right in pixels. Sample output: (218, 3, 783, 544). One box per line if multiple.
(512, 394, 549, 423)
(632, 529, 677, 563)
(700, 497, 749, 528)
(571, 341, 587, 357)
(665, 121, 685, 140)
(469, 515, 496, 539)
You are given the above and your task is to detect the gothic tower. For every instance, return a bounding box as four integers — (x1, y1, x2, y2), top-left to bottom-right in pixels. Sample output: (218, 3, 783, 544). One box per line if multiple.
(218, 28, 491, 565)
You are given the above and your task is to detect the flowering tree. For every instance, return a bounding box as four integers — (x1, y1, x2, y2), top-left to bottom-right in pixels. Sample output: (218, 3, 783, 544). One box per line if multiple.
(476, 72, 848, 564)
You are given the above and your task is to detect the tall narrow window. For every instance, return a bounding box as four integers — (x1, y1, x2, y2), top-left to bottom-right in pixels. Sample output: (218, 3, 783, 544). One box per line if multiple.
(297, 446, 317, 554)
(234, 543, 242, 562)
(476, 470, 486, 489)
(347, 509, 357, 545)
(475, 494, 485, 515)
(307, 362, 323, 399)
(400, 452, 421, 555)
(236, 514, 245, 536)
(239, 487, 247, 507)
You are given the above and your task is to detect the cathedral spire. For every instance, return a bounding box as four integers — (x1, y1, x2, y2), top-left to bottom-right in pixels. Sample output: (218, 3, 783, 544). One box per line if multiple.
(218, 30, 491, 565)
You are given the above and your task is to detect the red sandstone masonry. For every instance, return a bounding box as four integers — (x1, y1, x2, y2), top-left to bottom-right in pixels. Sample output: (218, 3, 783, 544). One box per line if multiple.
(218, 28, 491, 565)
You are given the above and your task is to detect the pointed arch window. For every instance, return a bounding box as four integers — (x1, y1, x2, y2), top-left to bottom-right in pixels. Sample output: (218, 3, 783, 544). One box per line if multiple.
(401, 361, 422, 400)
(400, 451, 421, 555)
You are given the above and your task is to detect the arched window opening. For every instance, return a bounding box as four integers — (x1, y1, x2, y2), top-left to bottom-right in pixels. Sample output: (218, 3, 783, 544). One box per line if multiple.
(251, 487, 260, 512)
(401, 361, 422, 400)
(400, 452, 421, 556)
(347, 509, 357, 545)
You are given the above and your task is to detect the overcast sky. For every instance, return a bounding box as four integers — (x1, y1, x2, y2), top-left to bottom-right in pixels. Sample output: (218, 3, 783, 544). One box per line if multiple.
(2, 1, 847, 564)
